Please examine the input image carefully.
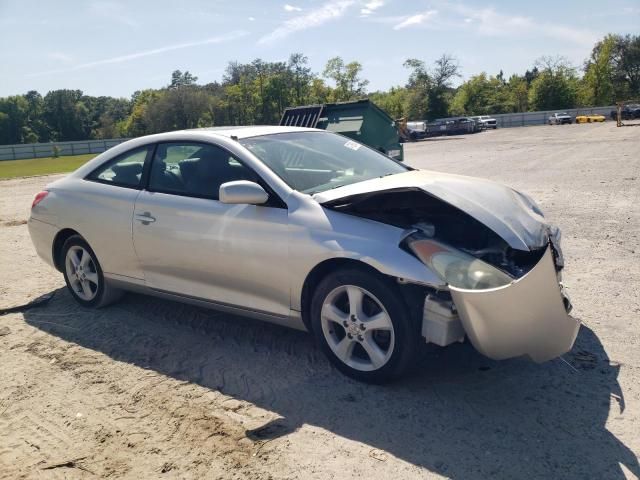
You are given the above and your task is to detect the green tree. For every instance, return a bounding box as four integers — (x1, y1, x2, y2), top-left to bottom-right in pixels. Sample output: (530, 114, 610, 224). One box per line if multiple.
(402, 58, 431, 119)
(143, 88, 213, 133)
(451, 73, 513, 115)
(507, 75, 529, 112)
(368, 87, 409, 119)
(528, 57, 578, 111)
(0, 96, 29, 143)
(323, 57, 369, 101)
(429, 54, 460, 119)
(24, 91, 49, 141)
(610, 34, 640, 98)
(42, 89, 90, 141)
(120, 89, 160, 137)
(581, 35, 616, 106)
(169, 70, 199, 89)
(288, 53, 313, 105)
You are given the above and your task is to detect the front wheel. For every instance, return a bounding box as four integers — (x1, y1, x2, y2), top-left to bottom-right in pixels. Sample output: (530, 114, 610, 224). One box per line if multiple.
(62, 235, 122, 308)
(311, 269, 419, 383)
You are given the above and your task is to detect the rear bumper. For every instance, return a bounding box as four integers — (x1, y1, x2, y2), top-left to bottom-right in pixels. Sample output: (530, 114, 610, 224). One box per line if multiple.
(449, 246, 579, 362)
(28, 217, 58, 269)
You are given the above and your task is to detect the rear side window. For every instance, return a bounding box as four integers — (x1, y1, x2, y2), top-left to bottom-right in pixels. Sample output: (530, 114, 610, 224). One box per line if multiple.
(87, 147, 150, 188)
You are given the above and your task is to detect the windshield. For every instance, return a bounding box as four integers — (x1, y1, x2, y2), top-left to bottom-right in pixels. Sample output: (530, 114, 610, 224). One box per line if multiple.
(240, 131, 408, 194)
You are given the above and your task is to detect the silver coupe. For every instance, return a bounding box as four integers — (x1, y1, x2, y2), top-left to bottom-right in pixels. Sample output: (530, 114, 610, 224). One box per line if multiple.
(28, 126, 579, 382)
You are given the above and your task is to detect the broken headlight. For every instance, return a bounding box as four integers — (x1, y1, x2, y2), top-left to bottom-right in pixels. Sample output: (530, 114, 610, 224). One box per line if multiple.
(405, 236, 513, 289)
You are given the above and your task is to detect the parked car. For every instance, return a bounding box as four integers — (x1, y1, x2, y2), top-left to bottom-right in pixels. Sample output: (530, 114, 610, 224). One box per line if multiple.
(548, 113, 573, 125)
(434, 117, 481, 135)
(29, 127, 578, 383)
(575, 114, 606, 123)
(470, 115, 498, 129)
(406, 121, 429, 140)
(610, 104, 640, 120)
(469, 116, 485, 131)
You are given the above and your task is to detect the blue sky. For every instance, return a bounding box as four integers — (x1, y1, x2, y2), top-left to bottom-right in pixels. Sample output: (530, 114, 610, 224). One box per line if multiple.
(1, 0, 639, 98)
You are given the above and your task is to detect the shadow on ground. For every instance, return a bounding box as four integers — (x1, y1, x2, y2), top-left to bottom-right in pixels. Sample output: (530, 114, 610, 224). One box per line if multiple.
(25, 288, 639, 479)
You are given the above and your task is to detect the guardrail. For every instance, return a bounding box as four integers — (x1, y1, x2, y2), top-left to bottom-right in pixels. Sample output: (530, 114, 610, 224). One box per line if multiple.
(0, 138, 130, 161)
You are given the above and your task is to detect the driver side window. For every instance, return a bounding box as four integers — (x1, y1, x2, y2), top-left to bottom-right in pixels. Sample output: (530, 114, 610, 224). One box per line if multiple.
(148, 142, 258, 200)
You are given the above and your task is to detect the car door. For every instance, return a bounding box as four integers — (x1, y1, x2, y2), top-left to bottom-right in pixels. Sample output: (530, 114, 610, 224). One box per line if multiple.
(132, 141, 291, 317)
(81, 145, 153, 280)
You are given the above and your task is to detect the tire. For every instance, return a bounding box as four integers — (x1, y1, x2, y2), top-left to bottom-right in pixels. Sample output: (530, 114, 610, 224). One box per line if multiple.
(61, 235, 122, 308)
(310, 268, 419, 383)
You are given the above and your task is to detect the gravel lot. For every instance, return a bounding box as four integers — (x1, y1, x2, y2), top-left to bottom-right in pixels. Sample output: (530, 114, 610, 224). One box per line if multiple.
(1, 122, 639, 479)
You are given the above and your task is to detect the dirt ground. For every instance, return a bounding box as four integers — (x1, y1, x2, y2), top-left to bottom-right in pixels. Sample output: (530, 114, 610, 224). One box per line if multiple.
(1, 122, 639, 479)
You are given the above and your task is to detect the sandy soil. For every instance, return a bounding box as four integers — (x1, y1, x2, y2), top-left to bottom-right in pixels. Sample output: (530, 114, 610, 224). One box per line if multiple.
(1, 122, 639, 479)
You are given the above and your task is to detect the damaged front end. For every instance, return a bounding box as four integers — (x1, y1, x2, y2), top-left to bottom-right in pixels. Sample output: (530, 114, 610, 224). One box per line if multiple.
(449, 246, 578, 362)
(320, 179, 578, 362)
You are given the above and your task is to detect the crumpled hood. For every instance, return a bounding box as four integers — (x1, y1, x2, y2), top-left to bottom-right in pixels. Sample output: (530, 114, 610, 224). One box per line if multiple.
(314, 169, 561, 255)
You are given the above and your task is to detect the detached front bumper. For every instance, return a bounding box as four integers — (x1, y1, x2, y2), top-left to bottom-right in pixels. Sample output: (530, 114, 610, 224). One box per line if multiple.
(449, 246, 579, 362)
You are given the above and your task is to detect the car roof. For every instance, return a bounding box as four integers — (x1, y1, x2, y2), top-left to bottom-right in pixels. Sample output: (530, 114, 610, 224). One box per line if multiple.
(183, 125, 318, 139)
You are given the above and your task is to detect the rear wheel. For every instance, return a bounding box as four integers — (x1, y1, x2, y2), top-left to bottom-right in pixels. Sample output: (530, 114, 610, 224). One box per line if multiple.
(311, 269, 419, 383)
(62, 235, 122, 308)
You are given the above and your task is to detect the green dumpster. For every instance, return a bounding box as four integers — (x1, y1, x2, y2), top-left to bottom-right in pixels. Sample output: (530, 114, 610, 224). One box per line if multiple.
(279, 99, 404, 161)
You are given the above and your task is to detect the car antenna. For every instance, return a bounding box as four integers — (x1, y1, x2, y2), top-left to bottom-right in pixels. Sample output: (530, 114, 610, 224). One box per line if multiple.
(230, 135, 239, 141)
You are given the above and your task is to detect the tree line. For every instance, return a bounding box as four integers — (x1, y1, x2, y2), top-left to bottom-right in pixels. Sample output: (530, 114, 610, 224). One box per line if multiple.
(0, 33, 638, 145)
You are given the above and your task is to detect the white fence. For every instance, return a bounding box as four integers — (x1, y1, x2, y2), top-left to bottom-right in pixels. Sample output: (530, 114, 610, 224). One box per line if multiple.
(0, 138, 130, 161)
(490, 106, 615, 128)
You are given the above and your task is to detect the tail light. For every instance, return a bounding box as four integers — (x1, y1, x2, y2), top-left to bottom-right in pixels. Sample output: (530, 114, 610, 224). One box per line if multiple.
(32, 191, 49, 209)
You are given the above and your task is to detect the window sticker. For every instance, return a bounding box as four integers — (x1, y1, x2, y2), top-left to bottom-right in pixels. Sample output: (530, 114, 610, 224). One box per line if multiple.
(343, 140, 361, 151)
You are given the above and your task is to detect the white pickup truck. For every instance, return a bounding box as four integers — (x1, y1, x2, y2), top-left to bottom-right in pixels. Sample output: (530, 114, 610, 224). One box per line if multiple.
(548, 113, 573, 125)
(471, 115, 497, 129)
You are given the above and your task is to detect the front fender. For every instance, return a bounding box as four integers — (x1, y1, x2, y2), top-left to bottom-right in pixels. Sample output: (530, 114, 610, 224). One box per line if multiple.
(287, 193, 444, 311)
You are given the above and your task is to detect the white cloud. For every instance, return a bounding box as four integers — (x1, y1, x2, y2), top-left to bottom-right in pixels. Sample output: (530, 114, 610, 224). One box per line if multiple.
(88, 1, 138, 27)
(284, 4, 302, 12)
(259, 0, 354, 45)
(48, 52, 73, 63)
(248, 16, 256, 21)
(360, 0, 384, 16)
(28, 31, 249, 77)
(393, 10, 437, 30)
(447, 4, 598, 45)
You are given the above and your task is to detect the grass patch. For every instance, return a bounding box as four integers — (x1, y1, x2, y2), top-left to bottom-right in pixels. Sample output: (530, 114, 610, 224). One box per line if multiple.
(0, 154, 96, 180)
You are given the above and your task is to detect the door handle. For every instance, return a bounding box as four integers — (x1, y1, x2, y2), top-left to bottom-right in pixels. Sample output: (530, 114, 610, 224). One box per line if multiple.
(135, 212, 156, 224)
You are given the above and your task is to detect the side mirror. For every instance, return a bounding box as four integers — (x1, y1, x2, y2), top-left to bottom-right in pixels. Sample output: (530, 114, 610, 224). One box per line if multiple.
(219, 181, 269, 205)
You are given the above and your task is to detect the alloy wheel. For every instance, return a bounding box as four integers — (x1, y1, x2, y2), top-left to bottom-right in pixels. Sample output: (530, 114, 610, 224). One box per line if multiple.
(320, 285, 395, 372)
(65, 246, 99, 301)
